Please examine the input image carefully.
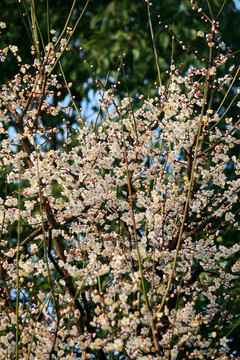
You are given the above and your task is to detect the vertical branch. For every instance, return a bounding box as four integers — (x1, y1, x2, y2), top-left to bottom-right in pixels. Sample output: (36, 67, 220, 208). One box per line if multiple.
(147, 3, 162, 86)
(30, 0, 41, 58)
(54, 0, 77, 48)
(36, 154, 60, 359)
(49, 0, 90, 76)
(59, 62, 83, 121)
(120, 57, 139, 140)
(155, 116, 203, 318)
(15, 160, 22, 360)
(0, 180, 15, 312)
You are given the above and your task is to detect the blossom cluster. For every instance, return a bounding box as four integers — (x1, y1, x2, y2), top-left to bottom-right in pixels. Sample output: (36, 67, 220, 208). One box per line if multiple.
(0, 5, 240, 360)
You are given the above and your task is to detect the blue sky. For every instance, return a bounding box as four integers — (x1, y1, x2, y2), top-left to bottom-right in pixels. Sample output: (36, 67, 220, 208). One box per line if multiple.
(233, 0, 240, 9)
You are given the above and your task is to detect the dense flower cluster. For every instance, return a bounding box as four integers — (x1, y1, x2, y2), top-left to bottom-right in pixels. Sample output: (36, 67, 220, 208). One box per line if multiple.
(0, 5, 240, 360)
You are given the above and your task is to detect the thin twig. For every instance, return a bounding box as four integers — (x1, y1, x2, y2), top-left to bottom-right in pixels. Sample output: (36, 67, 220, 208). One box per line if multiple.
(147, 4, 162, 86)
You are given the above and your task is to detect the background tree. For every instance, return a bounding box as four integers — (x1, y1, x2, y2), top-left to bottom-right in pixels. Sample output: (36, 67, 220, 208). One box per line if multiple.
(1, 0, 240, 98)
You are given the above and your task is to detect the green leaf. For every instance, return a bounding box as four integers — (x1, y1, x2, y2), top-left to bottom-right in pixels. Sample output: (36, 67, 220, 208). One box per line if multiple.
(132, 48, 140, 61)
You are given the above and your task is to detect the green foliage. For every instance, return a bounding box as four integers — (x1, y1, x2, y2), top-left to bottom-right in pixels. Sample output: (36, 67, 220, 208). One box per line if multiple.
(1, 0, 240, 99)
